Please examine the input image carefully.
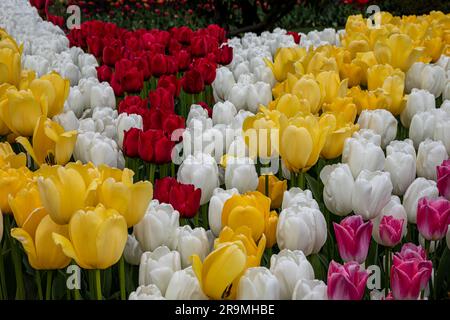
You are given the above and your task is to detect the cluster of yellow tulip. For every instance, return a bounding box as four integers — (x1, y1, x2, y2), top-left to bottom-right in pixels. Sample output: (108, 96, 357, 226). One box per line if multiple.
(0, 29, 76, 167)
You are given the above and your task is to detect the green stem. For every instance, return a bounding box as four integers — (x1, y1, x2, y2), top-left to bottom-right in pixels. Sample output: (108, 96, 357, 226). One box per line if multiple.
(5, 216, 25, 300)
(95, 269, 102, 300)
(201, 204, 209, 230)
(35, 270, 43, 300)
(149, 163, 156, 184)
(424, 240, 434, 300)
(384, 247, 390, 294)
(171, 162, 176, 177)
(119, 256, 126, 300)
(45, 270, 53, 300)
(264, 174, 269, 197)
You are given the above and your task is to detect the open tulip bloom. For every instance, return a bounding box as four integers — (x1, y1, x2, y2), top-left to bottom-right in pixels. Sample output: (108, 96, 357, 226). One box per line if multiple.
(1, 0, 450, 302)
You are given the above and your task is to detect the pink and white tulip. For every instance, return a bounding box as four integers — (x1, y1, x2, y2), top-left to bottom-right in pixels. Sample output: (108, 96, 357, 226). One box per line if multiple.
(417, 197, 450, 241)
(379, 216, 404, 247)
(327, 261, 369, 300)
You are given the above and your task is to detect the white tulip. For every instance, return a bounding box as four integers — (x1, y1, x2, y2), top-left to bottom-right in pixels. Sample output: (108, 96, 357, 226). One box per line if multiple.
(177, 153, 220, 205)
(385, 152, 416, 196)
(165, 267, 208, 300)
(281, 188, 319, 211)
(292, 279, 328, 300)
(246, 82, 272, 113)
(320, 163, 354, 216)
(434, 115, 450, 154)
(208, 187, 239, 236)
(65, 87, 85, 118)
(224, 156, 258, 193)
(352, 170, 393, 220)
(386, 139, 416, 158)
(212, 101, 237, 125)
(237, 267, 281, 300)
(416, 139, 448, 180)
(212, 67, 236, 102)
(277, 206, 327, 255)
(270, 249, 314, 300)
(403, 178, 439, 223)
(253, 65, 276, 87)
(134, 200, 180, 252)
(400, 89, 435, 128)
(123, 235, 143, 266)
(129, 285, 165, 300)
(59, 61, 81, 86)
(233, 61, 251, 81)
(371, 196, 408, 246)
(342, 137, 385, 178)
(22, 55, 49, 77)
(406, 62, 446, 97)
(52, 110, 79, 131)
(186, 104, 210, 128)
(139, 246, 181, 295)
(74, 132, 124, 168)
(115, 113, 143, 149)
(351, 129, 382, 146)
(357, 109, 397, 148)
(409, 111, 438, 149)
(444, 81, 450, 101)
(175, 226, 210, 268)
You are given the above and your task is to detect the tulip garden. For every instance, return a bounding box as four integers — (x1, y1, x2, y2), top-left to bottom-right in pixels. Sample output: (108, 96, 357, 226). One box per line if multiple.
(0, 0, 449, 302)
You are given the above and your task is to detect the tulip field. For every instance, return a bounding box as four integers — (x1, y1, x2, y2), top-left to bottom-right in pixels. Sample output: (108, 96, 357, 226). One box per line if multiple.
(0, 0, 450, 303)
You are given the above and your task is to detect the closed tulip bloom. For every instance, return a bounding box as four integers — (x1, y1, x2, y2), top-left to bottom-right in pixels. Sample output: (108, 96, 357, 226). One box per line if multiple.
(372, 196, 407, 246)
(270, 249, 314, 300)
(434, 116, 450, 154)
(281, 114, 334, 173)
(400, 89, 435, 128)
(0, 167, 32, 213)
(379, 216, 404, 247)
(53, 204, 127, 269)
(133, 200, 179, 252)
(212, 67, 235, 102)
(405, 62, 445, 97)
(342, 137, 385, 179)
(192, 240, 248, 300)
(290, 75, 322, 114)
(212, 101, 237, 125)
(208, 188, 239, 236)
(115, 113, 143, 149)
(320, 163, 354, 216)
(129, 284, 165, 300)
(409, 111, 437, 149)
(385, 151, 416, 196)
(437, 159, 450, 200)
(175, 225, 210, 268)
(257, 174, 287, 209)
(165, 267, 208, 300)
(237, 267, 280, 300)
(292, 279, 328, 300)
(327, 261, 369, 300)
(177, 153, 220, 205)
(403, 178, 439, 223)
(281, 188, 319, 211)
(277, 206, 327, 255)
(123, 234, 143, 266)
(352, 170, 393, 220)
(357, 109, 397, 148)
(0, 47, 21, 87)
(36, 165, 96, 225)
(0, 141, 26, 169)
(271, 93, 310, 119)
(17, 116, 77, 167)
(386, 139, 416, 158)
(351, 129, 382, 146)
(367, 64, 404, 91)
(334, 215, 372, 263)
(139, 246, 181, 295)
(316, 71, 348, 105)
(224, 156, 258, 194)
(0, 88, 47, 136)
(11, 215, 70, 270)
(417, 197, 450, 241)
(31, 72, 69, 117)
(416, 139, 448, 181)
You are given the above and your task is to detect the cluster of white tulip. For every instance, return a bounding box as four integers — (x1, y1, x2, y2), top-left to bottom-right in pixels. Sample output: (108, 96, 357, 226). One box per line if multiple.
(298, 28, 343, 49)
(0, 0, 142, 168)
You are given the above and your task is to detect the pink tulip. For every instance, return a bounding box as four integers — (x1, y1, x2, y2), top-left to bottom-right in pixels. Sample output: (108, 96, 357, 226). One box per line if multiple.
(437, 159, 450, 200)
(393, 243, 427, 264)
(417, 197, 450, 240)
(379, 216, 404, 247)
(333, 215, 373, 264)
(327, 261, 369, 300)
(390, 259, 432, 300)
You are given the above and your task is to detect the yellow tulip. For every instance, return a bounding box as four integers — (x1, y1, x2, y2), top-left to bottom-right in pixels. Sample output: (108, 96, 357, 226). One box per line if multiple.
(215, 226, 265, 268)
(192, 240, 247, 300)
(316, 71, 348, 105)
(30, 72, 70, 117)
(367, 64, 404, 91)
(382, 74, 406, 116)
(264, 211, 278, 248)
(257, 174, 287, 209)
(53, 204, 128, 269)
(16, 116, 77, 166)
(280, 114, 334, 172)
(0, 142, 26, 169)
(98, 168, 153, 227)
(9, 182, 47, 239)
(221, 191, 271, 242)
(347, 86, 388, 114)
(36, 165, 97, 225)
(19, 69, 36, 90)
(270, 93, 310, 118)
(97, 164, 125, 182)
(291, 75, 322, 114)
(0, 29, 21, 54)
(11, 215, 71, 270)
(339, 62, 364, 87)
(0, 167, 31, 213)
(0, 48, 21, 87)
(266, 47, 306, 82)
(352, 51, 378, 86)
(322, 122, 360, 159)
(322, 97, 357, 124)
(305, 52, 339, 76)
(0, 88, 47, 136)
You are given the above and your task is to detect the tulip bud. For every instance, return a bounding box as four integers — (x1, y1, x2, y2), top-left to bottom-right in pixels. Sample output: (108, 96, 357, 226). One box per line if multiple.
(134, 200, 180, 252)
(357, 109, 397, 148)
(208, 187, 239, 236)
(417, 197, 450, 241)
(175, 225, 210, 268)
(124, 234, 143, 266)
(342, 137, 385, 178)
(416, 139, 448, 181)
(352, 170, 393, 220)
(327, 261, 368, 300)
(320, 163, 354, 216)
(165, 267, 208, 300)
(224, 156, 259, 194)
(409, 111, 439, 149)
(90, 82, 115, 109)
(237, 267, 281, 300)
(385, 151, 416, 196)
(434, 115, 450, 154)
(352, 129, 382, 146)
(139, 246, 181, 295)
(281, 188, 319, 210)
(129, 285, 166, 300)
(277, 206, 327, 255)
(292, 279, 328, 300)
(403, 177, 439, 223)
(406, 62, 445, 97)
(400, 89, 435, 128)
(212, 67, 236, 102)
(212, 101, 237, 125)
(270, 249, 314, 300)
(386, 139, 416, 158)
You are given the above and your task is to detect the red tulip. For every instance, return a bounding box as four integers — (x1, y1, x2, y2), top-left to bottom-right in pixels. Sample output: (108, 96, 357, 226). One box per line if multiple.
(417, 197, 450, 240)
(123, 67, 144, 93)
(196, 101, 213, 118)
(191, 35, 216, 57)
(30, 0, 46, 10)
(118, 95, 148, 114)
(138, 129, 164, 162)
(181, 69, 204, 94)
(176, 26, 194, 45)
(287, 31, 301, 44)
(157, 75, 181, 97)
(194, 58, 216, 85)
(379, 216, 404, 247)
(206, 24, 226, 43)
(327, 261, 369, 300)
(110, 73, 124, 96)
(169, 181, 201, 218)
(175, 50, 191, 71)
(123, 128, 142, 157)
(102, 45, 122, 67)
(87, 36, 104, 57)
(154, 134, 175, 164)
(437, 159, 450, 200)
(153, 177, 177, 204)
(143, 108, 163, 131)
(162, 113, 185, 137)
(148, 87, 174, 113)
(96, 65, 113, 83)
(217, 44, 233, 65)
(150, 53, 168, 78)
(333, 215, 372, 264)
